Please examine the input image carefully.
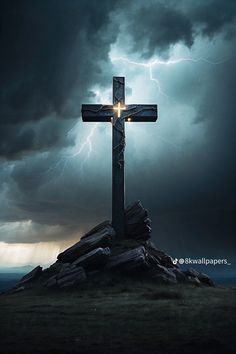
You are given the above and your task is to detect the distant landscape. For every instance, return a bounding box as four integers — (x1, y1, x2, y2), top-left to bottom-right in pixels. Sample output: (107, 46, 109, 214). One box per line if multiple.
(0, 266, 235, 293)
(0, 266, 34, 292)
(0, 273, 24, 292)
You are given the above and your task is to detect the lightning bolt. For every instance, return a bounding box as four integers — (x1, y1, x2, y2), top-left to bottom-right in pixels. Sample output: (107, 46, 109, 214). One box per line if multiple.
(110, 55, 226, 98)
(40, 90, 109, 180)
(71, 90, 110, 171)
(110, 54, 226, 151)
(71, 121, 98, 175)
(43, 53, 227, 179)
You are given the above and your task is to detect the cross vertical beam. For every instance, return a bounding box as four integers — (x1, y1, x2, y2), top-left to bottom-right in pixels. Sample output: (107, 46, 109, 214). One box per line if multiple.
(81, 76, 158, 240)
(112, 77, 125, 239)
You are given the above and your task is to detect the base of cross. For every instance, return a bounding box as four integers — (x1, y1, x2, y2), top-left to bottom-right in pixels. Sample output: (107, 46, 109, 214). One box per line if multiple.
(6, 201, 214, 293)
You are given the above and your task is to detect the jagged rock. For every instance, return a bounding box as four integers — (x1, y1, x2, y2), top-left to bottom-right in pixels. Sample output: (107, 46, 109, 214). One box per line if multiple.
(145, 241, 177, 269)
(58, 263, 76, 276)
(73, 247, 110, 270)
(44, 276, 57, 288)
(172, 268, 187, 282)
(147, 264, 177, 284)
(57, 224, 115, 263)
(125, 201, 151, 240)
(145, 252, 160, 267)
(5, 201, 215, 292)
(44, 266, 86, 288)
(107, 246, 150, 271)
(198, 272, 215, 287)
(184, 268, 200, 278)
(186, 276, 201, 286)
(82, 220, 111, 239)
(8, 286, 25, 294)
(17, 266, 42, 286)
(38, 261, 63, 281)
(184, 268, 215, 286)
(151, 274, 176, 285)
(57, 268, 86, 287)
(49, 261, 65, 273)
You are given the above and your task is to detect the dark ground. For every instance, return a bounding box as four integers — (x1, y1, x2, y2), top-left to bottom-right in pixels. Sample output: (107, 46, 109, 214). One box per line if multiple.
(0, 278, 235, 354)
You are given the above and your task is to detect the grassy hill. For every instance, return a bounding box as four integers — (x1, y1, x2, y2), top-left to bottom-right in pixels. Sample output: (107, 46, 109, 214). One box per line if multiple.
(0, 280, 235, 354)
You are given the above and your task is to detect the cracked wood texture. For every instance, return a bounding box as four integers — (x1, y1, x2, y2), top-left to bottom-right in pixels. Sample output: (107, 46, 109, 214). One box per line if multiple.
(112, 77, 125, 238)
(81, 76, 158, 239)
(81, 104, 157, 122)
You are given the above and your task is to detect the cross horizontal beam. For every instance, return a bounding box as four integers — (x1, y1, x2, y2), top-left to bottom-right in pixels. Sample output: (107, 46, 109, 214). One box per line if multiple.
(82, 104, 158, 122)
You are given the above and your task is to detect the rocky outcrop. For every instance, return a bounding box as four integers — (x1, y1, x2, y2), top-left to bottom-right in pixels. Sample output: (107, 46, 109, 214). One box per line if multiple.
(17, 266, 42, 286)
(44, 265, 86, 288)
(125, 201, 151, 240)
(57, 224, 115, 263)
(5, 266, 43, 294)
(107, 246, 150, 271)
(145, 241, 177, 268)
(5, 201, 215, 293)
(81, 220, 111, 239)
(147, 264, 177, 284)
(73, 247, 110, 270)
(183, 268, 215, 287)
(172, 268, 187, 282)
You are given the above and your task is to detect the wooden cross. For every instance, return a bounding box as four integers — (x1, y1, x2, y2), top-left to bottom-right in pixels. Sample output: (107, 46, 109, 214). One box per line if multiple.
(81, 77, 158, 239)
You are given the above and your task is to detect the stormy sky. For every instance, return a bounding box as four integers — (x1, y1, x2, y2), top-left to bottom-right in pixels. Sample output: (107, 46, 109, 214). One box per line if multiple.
(0, 0, 235, 271)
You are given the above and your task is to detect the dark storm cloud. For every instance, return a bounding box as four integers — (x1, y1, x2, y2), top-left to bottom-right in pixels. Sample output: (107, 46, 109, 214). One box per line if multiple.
(0, 0, 235, 261)
(0, 117, 74, 159)
(1, 0, 235, 159)
(125, 0, 236, 57)
(0, 0, 120, 159)
(126, 2, 193, 57)
(188, 0, 236, 38)
(0, 149, 112, 242)
(125, 51, 236, 259)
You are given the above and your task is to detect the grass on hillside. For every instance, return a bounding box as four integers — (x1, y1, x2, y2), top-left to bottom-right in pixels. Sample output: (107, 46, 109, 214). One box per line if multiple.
(0, 278, 235, 354)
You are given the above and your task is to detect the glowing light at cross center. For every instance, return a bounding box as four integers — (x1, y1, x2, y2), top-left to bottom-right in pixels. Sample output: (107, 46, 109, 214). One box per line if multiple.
(113, 101, 126, 117)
